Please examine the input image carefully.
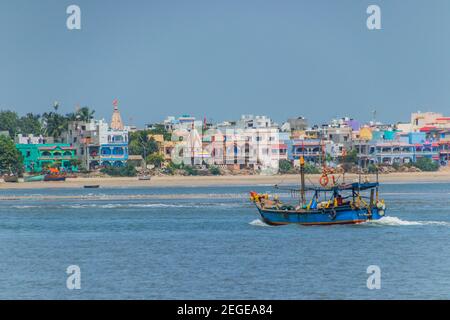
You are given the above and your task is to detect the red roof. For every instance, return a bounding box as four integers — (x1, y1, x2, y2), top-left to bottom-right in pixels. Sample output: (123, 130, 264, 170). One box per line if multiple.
(415, 142, 438, 147)
(419, 126, 437, 132)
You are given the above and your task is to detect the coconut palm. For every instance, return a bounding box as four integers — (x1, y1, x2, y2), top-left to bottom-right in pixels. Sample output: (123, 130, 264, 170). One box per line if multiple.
(77, 107, 95, 122)
(42, 102, 68, 141)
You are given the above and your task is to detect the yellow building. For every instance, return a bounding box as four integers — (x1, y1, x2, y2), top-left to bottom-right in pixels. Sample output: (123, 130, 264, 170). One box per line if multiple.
(358, 127, 373, 141)
(148, 134, 165, 143)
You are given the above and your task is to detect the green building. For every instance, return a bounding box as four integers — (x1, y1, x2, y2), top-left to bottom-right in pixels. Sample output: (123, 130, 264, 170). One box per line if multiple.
(16, 143, 79, 173)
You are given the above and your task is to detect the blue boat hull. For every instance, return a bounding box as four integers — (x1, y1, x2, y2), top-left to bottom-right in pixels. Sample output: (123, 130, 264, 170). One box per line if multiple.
(256, 205, 385, 226)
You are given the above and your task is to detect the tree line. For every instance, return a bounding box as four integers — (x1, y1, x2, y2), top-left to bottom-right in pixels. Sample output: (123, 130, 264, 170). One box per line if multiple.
(0, 103, 95, 141)
(0, 104, 95, 175)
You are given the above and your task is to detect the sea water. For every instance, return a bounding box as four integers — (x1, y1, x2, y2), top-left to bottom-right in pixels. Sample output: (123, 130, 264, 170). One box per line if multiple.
(0, 183, 449, 299)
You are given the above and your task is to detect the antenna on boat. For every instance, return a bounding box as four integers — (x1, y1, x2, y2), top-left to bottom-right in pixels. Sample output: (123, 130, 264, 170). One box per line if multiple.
(375, 162, 379, 202)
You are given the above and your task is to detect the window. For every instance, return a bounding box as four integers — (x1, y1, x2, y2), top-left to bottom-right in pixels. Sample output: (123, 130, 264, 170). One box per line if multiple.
(26, 151, 31, 157)
(102, 148, 111, 155)
(113, 147, 124, 155)
(113, 135, 124, 143)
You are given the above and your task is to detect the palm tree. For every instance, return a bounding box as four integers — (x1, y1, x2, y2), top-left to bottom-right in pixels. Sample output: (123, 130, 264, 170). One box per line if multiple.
(19, 113, 43, 136)
(43, 102, 68, 142)
(77, 107, 95, 122)
(43, 112, 67, 141)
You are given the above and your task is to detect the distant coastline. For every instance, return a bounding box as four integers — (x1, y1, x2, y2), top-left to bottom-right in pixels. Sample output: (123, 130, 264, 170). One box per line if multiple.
(0, 171, 449, 189)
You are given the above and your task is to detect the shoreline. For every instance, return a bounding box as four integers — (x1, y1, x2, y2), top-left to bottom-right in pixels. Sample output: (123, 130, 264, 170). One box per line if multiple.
(0, 172, 449, 189)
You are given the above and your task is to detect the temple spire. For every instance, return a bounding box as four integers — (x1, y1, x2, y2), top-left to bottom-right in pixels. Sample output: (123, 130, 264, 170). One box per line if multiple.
(111, 99, 124, 130)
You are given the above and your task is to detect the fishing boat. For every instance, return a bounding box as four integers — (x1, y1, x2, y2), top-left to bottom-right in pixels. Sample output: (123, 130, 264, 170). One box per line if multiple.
(84, 185, 100, 189)
(138, 174, 151, 181)
(250, 157, 386, 226)
(43, 167, 66, 182)
(44, 174, 66, 182)
(24, 174, 45, 182)
(3, 174, 19, 183)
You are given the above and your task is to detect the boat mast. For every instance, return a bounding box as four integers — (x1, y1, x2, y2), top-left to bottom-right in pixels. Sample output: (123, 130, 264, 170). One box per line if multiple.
(375, 163, 379, 202)
(300, 156, 306, 206)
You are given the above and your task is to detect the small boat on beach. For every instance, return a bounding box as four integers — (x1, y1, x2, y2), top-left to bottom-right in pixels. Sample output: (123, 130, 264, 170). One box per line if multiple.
(250, 157, 386, 226)
(84, 185, 100, 189)
(24, 174, 45, 182)
(138, 174, 151, 181)
(3, 174, 19, 183)
(43, 167, 66, 182)
(44, 174, 66, 182)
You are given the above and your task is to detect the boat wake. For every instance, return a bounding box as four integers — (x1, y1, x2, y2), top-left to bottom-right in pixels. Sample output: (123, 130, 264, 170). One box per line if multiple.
(249, 219, 271, 227)
(248, 216, 450, 228)
(366, 216, 450, 227)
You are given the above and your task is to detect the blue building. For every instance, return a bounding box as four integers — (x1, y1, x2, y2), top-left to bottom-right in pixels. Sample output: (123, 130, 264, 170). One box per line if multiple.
(288, 139, 324, 165)
(100, 144, 128, 167)
(99, 106, 129, 167)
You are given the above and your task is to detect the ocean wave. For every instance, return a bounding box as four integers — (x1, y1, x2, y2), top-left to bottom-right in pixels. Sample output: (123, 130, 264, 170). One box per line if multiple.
(11, 205, 40, 209)
(8, 202, 244, 210)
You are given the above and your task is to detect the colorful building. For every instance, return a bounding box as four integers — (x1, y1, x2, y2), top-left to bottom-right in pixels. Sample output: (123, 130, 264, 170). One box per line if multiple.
(16, 143, 78, 173)
(288, 139, 325, 166)
(65, 103, 129, 169)
(99, 123, 129, 167)
(354, 140, 439, 167)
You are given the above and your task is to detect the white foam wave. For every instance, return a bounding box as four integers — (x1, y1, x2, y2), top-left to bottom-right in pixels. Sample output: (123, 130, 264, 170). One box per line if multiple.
(249, 219, 271, 227)
(9, 202, 241, 210)
(367, 216, 450, 227)
(11, 205, 40, 209)
(67, 203, 194, 209)
(369, 216, 421, 226)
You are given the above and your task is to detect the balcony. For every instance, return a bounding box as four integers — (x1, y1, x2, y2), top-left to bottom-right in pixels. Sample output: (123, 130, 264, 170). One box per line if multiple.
(39, 155, 74, 160)
(292, 152, 321, 156)
(89, 155, 101, 160)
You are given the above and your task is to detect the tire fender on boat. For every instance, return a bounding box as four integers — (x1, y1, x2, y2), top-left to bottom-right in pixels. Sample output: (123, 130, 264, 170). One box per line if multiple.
(329, 208, 337, 220)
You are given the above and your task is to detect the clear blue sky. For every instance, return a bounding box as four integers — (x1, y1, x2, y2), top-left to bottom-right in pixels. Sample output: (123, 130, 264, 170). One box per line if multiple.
(1, 0, 450, 127)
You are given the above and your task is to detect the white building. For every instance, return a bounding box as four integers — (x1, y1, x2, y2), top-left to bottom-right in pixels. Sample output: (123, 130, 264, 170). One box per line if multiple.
(65, 106, 130, 170)
(237, 115, 277, 129)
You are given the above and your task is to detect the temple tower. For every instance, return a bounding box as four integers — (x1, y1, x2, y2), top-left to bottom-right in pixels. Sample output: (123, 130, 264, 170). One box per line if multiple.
(111, 99, 124, 130)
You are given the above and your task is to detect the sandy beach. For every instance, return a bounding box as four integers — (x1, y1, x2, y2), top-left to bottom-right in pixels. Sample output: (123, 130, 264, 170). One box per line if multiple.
(0, 171, 449, 189)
